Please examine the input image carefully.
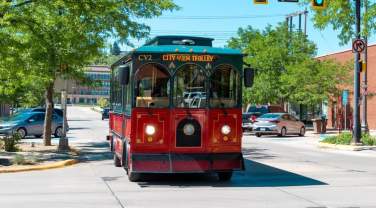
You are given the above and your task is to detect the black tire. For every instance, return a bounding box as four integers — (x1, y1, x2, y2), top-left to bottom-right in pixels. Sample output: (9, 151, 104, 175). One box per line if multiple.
(279, 127, 287, 137)
(16, 128, 27, 139)
(35, 135, 42, 138)
(217, 171, 233, 181)
(255, 133, 262, 137)
(54, 126, 63, 138)
(114, 153, 121, 167)
(128, 172, 141, 182)
(299, 127, 305, 137)
(122, 141, 129, 174)
(101, 116, 104, 120)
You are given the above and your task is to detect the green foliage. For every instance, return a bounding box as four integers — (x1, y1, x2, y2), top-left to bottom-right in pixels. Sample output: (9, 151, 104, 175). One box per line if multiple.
(361, 134, 376, 146)
(228, 24, 350, 106)
(1, 0, 178, 144)
(98, 98, 109, 109)
(307, 0, 376, 44)
(322, 133, 353, 145)
(1, 133, 21, 152)
(322, 132, 376, 146)
(11, 154, 37, 165)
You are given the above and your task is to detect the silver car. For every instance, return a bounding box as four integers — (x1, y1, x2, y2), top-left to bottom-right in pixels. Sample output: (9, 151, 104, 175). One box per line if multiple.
(0, 112, 64, 138)
(253, 113, 305, 137)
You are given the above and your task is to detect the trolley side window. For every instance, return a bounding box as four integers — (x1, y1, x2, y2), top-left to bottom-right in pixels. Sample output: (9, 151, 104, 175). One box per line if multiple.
(210, 64, 240, 108)
(134, 64, 170, 108)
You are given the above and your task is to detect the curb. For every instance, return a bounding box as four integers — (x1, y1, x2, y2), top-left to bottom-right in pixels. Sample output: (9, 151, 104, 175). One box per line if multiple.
(318, 142, 376, 151)
(0, 159, 79, 173)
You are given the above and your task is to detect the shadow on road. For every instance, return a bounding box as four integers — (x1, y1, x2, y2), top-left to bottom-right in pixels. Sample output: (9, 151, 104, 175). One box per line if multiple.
(79, 141, 327, 188)
(132, 158, 327, 188)
(77, 142, 113, 162)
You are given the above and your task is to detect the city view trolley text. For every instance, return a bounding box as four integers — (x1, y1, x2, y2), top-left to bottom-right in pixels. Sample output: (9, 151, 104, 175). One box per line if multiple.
(107, 36, 254, 182)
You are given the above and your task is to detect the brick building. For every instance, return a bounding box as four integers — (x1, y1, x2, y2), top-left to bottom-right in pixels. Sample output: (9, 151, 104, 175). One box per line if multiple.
(317, 44, 376, 130)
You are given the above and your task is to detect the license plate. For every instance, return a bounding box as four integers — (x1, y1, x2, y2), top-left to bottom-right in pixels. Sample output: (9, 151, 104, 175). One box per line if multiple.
(260, 128, 266, 131)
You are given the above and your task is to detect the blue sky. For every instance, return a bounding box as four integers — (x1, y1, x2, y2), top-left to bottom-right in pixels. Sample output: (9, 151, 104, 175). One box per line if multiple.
(122, 0, 375, 56)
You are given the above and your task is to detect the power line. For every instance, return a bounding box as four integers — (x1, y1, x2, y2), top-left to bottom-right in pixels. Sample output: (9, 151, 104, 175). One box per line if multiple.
(157, 14, 286, 20)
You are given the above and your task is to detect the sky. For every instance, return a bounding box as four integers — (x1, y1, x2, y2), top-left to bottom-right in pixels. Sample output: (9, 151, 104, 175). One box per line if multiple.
(122, 0, 375, 56)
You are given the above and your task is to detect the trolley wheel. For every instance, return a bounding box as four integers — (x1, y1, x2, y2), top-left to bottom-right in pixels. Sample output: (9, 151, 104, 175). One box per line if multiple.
(128, 172, 141, 182)
(114, 153, 121, 167)
(217, 171, 233, 181)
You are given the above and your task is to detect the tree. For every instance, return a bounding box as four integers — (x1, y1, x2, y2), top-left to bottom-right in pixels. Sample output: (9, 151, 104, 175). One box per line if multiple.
(111, 41, 121, 56)
(0, 1, 178, 146)
(98, 97, 109, 109)
(307, 0, 376, 44)
(227, 23, 351, 107)
(227, 24, 316, 104)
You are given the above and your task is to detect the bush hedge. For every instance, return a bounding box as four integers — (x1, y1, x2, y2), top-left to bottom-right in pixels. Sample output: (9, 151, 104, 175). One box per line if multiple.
(322, 132, 376, 146)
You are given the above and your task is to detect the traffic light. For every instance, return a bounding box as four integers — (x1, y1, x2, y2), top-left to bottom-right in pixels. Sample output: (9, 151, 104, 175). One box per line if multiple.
(312, 0, 327, 9)
(254, 0, 268, 4)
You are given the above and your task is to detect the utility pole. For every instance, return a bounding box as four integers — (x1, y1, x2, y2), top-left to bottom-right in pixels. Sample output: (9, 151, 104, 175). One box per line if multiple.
(361, 0, 369, 133)
(353, 0, 361, 144)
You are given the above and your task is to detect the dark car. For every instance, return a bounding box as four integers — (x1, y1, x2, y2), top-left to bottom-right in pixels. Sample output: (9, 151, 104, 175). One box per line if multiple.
(242, 112, 261, 132)
(102, 108, 110, 120)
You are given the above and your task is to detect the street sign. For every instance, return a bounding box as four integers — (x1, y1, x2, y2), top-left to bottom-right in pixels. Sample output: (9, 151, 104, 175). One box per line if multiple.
(253, 0, 268, 4)
(352, 39, 366, 53)
(342, 90, 349, 106)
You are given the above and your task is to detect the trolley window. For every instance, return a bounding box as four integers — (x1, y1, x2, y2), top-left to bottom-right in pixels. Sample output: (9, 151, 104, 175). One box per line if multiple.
(134, 64, 170, 108)
(210, 64, 240, 108)
(173, 64, 207, 108)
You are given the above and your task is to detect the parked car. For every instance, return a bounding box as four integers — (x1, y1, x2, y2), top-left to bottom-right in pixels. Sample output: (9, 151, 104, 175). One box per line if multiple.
(253, 113, 305, 137)
(0, 112, 65, 138)
(102, 108, 110, 120)
(242, 112, 261, 132)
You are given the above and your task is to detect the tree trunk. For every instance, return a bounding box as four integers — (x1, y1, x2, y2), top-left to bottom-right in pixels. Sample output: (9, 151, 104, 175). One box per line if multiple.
(43, 82, 54, 146)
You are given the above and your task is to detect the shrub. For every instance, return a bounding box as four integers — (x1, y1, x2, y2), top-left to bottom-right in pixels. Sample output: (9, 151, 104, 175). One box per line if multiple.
(322, 132, 376, 146)
(11, 154, 37, 165)
(12, 155, 26, 165)
(0, 133, 21, 152)
(361, 134, 376, 146)
(322, 133, 352, 145)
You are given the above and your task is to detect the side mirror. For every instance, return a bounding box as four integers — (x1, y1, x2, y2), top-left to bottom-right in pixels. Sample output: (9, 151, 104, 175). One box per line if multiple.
(119, 65, 130, 85)
(244, 67, 254, 88)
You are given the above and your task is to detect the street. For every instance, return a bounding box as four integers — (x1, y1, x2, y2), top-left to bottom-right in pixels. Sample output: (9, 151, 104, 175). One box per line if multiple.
(1, 106, 376, 208)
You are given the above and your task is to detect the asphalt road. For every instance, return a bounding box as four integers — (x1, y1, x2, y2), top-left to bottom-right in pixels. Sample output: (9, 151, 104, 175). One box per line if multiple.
(1, 106, 376, 208)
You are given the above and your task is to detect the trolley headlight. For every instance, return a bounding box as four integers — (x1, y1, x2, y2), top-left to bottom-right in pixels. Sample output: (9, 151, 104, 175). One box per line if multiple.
(183, 123, 195, 136)
(145, 125, 156, 136)
(221, 125, 231, 135)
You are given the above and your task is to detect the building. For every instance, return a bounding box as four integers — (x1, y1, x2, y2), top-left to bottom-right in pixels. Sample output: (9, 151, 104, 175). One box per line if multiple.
(55, 66, 110, 105)
(0, 104, 10, 117)
(317, 44, 376, 130)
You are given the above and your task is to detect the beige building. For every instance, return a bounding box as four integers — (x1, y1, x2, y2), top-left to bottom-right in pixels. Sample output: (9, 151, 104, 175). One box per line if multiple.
(55, 66, 110, 105)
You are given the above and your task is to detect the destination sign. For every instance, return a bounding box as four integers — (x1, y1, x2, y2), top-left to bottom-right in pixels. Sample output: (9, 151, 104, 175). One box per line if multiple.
(162, 54, 215, 62)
